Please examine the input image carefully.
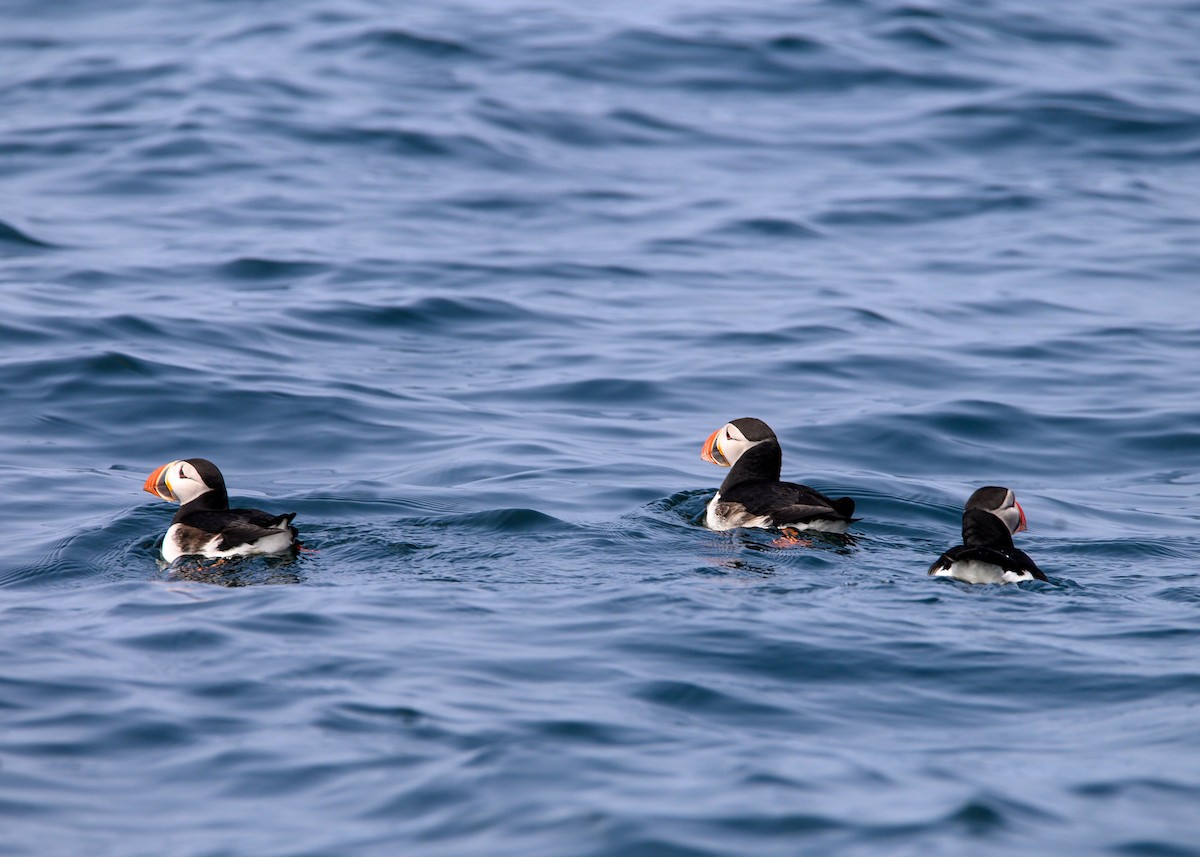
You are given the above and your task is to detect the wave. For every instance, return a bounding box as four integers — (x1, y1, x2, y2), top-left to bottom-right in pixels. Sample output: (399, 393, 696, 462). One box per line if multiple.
(0, 218, 53, 249)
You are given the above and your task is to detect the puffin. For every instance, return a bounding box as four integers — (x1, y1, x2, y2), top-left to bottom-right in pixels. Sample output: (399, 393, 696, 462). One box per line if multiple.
(143, 458, 299, 562)
(700, 417, 857, 533)
(928, 486, 1046, 584)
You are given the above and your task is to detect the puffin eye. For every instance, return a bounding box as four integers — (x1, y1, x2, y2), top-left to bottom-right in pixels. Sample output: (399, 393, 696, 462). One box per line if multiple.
(178, 466, 187, 479)
(725, 430, 733, 440)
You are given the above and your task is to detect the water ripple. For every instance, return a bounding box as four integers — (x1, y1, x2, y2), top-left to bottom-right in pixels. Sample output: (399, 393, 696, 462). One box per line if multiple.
(3, 0, 1200, 855)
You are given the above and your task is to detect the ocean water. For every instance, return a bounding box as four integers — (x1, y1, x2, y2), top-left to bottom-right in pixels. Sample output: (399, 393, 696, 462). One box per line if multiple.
(3, 0, 1200, 854)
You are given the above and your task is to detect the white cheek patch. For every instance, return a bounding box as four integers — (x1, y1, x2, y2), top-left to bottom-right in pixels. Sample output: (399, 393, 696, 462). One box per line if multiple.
(717, 437, 759, 468)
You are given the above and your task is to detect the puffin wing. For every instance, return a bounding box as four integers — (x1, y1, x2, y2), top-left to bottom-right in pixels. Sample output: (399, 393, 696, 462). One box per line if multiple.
(928, 544, 1047, 580)
(723, 481, 855, 526)
(768, 503, 851, 528)
(241, 509, 297, 534)
(772, 481, 856, 525)
(213, 520, 295, 553)
(928, 548, 957, 575)
(1006, 546, 1048, 581)
(178, 509, 298, 553)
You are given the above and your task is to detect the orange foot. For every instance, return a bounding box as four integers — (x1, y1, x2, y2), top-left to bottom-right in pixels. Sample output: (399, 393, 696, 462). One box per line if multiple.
(771, 528, 812, 548)
(296, 543, 319, 553)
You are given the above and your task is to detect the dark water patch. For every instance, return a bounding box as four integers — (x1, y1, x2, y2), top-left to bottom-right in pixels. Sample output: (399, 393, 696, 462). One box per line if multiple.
(187, 679, 298, 710)
(73, 166, 202, 197)
(16, 59, 184, 93)
(407, 508, 578, 536)
(229, 608, 341, 637)
(0, 120, 144, 165)
(467, 377, 676, 410)
(879, 3, 1117, 50)
(709, 217, 823, 240)
(206, 21, 292, 47)
(0, 674, 123, 708)
(1075, 778, 1200, 800)
(395, 259, 651, 288)
(1113, 843, 1200, 857)
(217, 256, 329, 282)
(633, 679, 795, 721)
(219, 761, 348, 799)
(132, 130, 247, 164)
(1157, 585, 1200, 605)
(523, 717, 647, 748)
(475, 98, 713, 148)
(317, 702, 423, 735)
(708, 810, 845, 839)
(929, 91, 1200, 156)
(310, 27, 482, 60)
(283, 119, 525, 169)
(525, 28, 983, 93)
(0, 35, 61, 51)
(975, 10, 1119, 49)
(816, 189, 1039, 227)
(764, 34, 824, 54)
(118, 626, 230, 654)
(577, 838, 722, 857)
(104, 719, 197, 753)
(0, 317, 59, 346)
(877, 20, 960, 51)
(817, 399, 1130, 480)
(609, 108, 710, 140)
(4, 350, 176, 401)
(0, 218, 54, 250)
(705, 323, 847, 349)
(197, 72, 320, 104)
(292, 295, 570, 339)
(58, 266, 155, 288)
(441, 190, 555, 216)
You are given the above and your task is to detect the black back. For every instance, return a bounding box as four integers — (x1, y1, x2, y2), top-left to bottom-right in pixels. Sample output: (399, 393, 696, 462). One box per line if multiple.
(928, 507, 1046, 580)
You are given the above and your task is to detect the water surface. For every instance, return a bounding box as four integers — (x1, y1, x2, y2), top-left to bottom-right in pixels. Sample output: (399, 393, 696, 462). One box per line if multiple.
(3, 1, 1200, 855)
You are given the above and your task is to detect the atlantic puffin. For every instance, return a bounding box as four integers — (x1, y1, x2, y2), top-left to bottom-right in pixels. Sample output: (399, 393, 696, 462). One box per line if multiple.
(928, 486, 1046, 584)
(700, 418, 857, 533)
(143, 458, 299, 562)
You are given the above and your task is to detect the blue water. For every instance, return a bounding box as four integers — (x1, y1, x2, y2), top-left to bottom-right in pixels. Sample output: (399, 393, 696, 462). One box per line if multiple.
(3, 0, 1200, 854)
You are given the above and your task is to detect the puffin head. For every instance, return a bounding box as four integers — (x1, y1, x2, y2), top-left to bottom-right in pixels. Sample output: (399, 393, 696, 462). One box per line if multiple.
(701, 418, 777, 468)
(143, 458, 229, 507)
(965, 485, 1027, 534)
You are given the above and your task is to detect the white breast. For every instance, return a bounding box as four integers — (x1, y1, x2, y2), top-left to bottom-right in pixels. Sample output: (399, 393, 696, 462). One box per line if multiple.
(932, 559, 1034, 585)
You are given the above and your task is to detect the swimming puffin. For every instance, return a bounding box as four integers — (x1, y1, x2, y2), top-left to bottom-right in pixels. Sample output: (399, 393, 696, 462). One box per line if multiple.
(928, 486, 1046, 584)
(700, 418, 857, 533)
(143, 458, 299, 562)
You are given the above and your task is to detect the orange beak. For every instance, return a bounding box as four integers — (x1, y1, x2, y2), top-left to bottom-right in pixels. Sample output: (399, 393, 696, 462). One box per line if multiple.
(1014, 501, 1027, 533)
(143, 462, 178, 502)
(701, 429, 730, 466)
